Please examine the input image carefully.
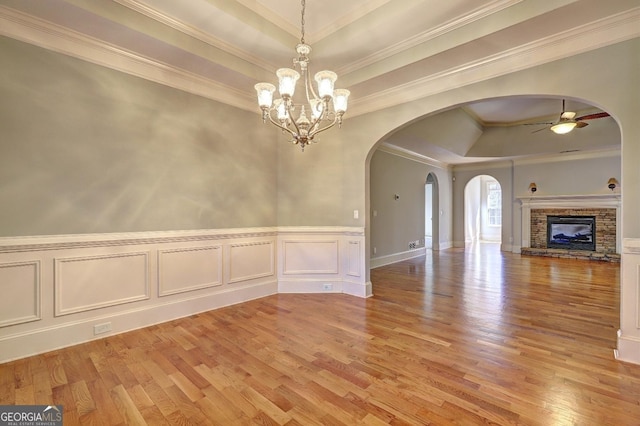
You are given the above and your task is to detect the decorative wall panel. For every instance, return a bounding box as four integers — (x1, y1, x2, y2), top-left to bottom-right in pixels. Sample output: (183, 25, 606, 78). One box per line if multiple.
(55, 252, 149, 316)
(0, 261, 40, 327)
(158, 246, 222, 296)
(229, 241, 274, 283)
(282, 241, 339, 274)
(347, 241, 361, 277)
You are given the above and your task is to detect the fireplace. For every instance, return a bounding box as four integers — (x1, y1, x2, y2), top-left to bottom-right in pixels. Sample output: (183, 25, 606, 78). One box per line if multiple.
(547, 215, 596, 251)
(518, 195, 619, 261)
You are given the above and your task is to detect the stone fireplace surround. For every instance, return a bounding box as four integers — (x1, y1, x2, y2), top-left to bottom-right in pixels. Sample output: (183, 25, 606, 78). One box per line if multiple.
(519, 194, 621, 262)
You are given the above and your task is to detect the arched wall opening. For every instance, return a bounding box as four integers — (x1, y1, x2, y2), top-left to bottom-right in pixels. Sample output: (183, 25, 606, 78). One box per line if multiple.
(357, 39, 637, 362)
(463, 175, 502, 247)
(425, 172, 440, 250)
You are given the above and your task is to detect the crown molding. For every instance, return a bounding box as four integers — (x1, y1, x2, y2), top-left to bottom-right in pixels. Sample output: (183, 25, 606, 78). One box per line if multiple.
(338, 0, 521, 76)
(452, 160, 514, 172)
(0, 5, 258, 113)
(378, 143, 450, 169)
(512, 147, 621, 166)
(349, 8, 640, 117)
(448, 147, 621, 171)
(1, 4, 638, 119)
(115, 0, 274, 73)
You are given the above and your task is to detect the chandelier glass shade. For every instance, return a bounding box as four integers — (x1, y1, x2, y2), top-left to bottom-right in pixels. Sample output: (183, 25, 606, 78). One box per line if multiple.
(254, 1, 350, 151)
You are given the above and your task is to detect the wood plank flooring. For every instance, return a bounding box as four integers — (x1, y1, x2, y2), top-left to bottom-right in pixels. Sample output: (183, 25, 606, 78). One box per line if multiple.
(2, 245, 640, 425)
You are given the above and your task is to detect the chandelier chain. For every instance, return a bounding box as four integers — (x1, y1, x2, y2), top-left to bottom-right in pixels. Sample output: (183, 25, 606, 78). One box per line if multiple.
(300, 0, 306, 44)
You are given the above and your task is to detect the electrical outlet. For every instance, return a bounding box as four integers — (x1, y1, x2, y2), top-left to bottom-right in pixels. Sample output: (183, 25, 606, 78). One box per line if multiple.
(323, 283, 333, 291)
(94, 322, 112, 335)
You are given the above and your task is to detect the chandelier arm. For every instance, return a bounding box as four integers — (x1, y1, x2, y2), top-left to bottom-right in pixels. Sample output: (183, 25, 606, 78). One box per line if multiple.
(308, 114, 341, 139)
(263, 108, 297, 138)
(284, 100, 304, 137)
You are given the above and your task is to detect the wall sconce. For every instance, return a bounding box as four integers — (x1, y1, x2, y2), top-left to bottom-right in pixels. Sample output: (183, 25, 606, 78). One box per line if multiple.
(608, 178, 618, 191)
(528, 182, 537, 193)
(394, 194, 400, 200)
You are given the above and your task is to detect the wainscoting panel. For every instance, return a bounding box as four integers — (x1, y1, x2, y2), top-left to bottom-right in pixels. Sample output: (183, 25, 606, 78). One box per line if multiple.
(158, 246, 222, 296)
(278, 227, 370, 298)
(54, 252, 150, 316)
(228, 241, 274, 284)
(0, 227, 369, 362)
(0, 260, 40, 327)
(616, 238, 640, 365)
(282, 240, 339, 275)
(346, 241, 362, 277)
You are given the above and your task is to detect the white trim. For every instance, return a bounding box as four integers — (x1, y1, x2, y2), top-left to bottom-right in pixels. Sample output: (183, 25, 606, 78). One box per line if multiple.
(616, 330, 640, 365)
(349, 8, 640, 117)
(0, 6, 256, 113)
(114, 0, 274, 72)
(0, 260, 41, 327)
(0, 226, 370, 362)
(370, 247, 426, 269)
(0, 227, 278, 253)
(0, 280, 276, 363)
(1, 5, 638, 118)
(54, 252, 150, 316)
(158, 245, 223, 296)
(378, 143, 450, 169)
(338, 0, 522, 75)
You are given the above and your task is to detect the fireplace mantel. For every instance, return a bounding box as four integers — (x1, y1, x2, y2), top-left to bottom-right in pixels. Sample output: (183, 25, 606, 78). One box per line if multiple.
(519, 194, 621, 208)
(518, 194, 621, 253)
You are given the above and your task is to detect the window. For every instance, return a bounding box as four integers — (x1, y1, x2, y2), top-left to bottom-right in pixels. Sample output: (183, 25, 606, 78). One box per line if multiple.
(487, 182, 501, 226)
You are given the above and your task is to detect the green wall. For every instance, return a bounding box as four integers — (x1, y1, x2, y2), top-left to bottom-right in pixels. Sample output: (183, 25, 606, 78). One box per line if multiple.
(0, 36, 278, 236)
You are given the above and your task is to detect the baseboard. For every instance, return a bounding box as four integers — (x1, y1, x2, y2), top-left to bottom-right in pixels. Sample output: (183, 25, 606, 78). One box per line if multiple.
(438, 241, 454, 250)
(278, 279, 372, 298)
(0, 280, 276, 363)
(344, 280, 373, 298)
(615, 330, 640, 365)
(370, 247, 426, 269)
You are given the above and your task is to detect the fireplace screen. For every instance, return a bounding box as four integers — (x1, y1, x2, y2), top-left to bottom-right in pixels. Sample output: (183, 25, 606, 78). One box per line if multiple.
(547, 215, 596, 251)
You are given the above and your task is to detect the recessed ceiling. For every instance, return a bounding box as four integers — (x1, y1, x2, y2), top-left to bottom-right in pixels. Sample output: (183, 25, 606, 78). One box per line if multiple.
(0, 0, 636, 164)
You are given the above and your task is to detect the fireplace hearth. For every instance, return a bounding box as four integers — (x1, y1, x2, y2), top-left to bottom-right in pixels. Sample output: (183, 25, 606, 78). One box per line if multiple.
(547, 215, 595, 251)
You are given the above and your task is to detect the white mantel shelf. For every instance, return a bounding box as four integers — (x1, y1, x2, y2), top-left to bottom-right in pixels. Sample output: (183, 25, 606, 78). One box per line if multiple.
(518, 193, 621, 254)
(518, 193, 621, 207)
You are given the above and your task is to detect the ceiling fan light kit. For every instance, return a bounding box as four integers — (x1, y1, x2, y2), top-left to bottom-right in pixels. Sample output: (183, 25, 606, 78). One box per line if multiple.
(528, 99, 609, 135)
(550, 121, 578, 134)
(254, 0, 350, 151)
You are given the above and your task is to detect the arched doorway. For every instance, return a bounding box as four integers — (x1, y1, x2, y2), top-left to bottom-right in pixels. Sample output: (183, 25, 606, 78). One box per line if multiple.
(425, 172, 439, 250)
(464, 175, 502, 247)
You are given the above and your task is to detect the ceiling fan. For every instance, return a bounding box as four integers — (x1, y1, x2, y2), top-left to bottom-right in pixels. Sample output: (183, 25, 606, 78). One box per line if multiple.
(528, 99, 610, 134)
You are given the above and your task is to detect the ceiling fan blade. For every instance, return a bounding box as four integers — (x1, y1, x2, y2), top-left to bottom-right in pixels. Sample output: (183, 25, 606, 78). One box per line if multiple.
(531, 126, 549, 133)
(575, 121, 589, 128)
(575, 112, 610, 121)
(523, 121, 553, 126)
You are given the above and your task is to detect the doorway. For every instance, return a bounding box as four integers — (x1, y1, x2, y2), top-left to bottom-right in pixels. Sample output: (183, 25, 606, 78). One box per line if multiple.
(425, 173, 439, 250)
(464, 175, 502, 246)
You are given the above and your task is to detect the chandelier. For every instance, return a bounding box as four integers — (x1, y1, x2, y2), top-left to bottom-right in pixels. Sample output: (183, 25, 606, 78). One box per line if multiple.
(254, 0, 350, 151)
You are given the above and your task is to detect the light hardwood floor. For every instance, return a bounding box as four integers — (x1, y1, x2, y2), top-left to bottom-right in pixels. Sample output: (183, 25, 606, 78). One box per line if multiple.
(2, 245, 640, 425)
